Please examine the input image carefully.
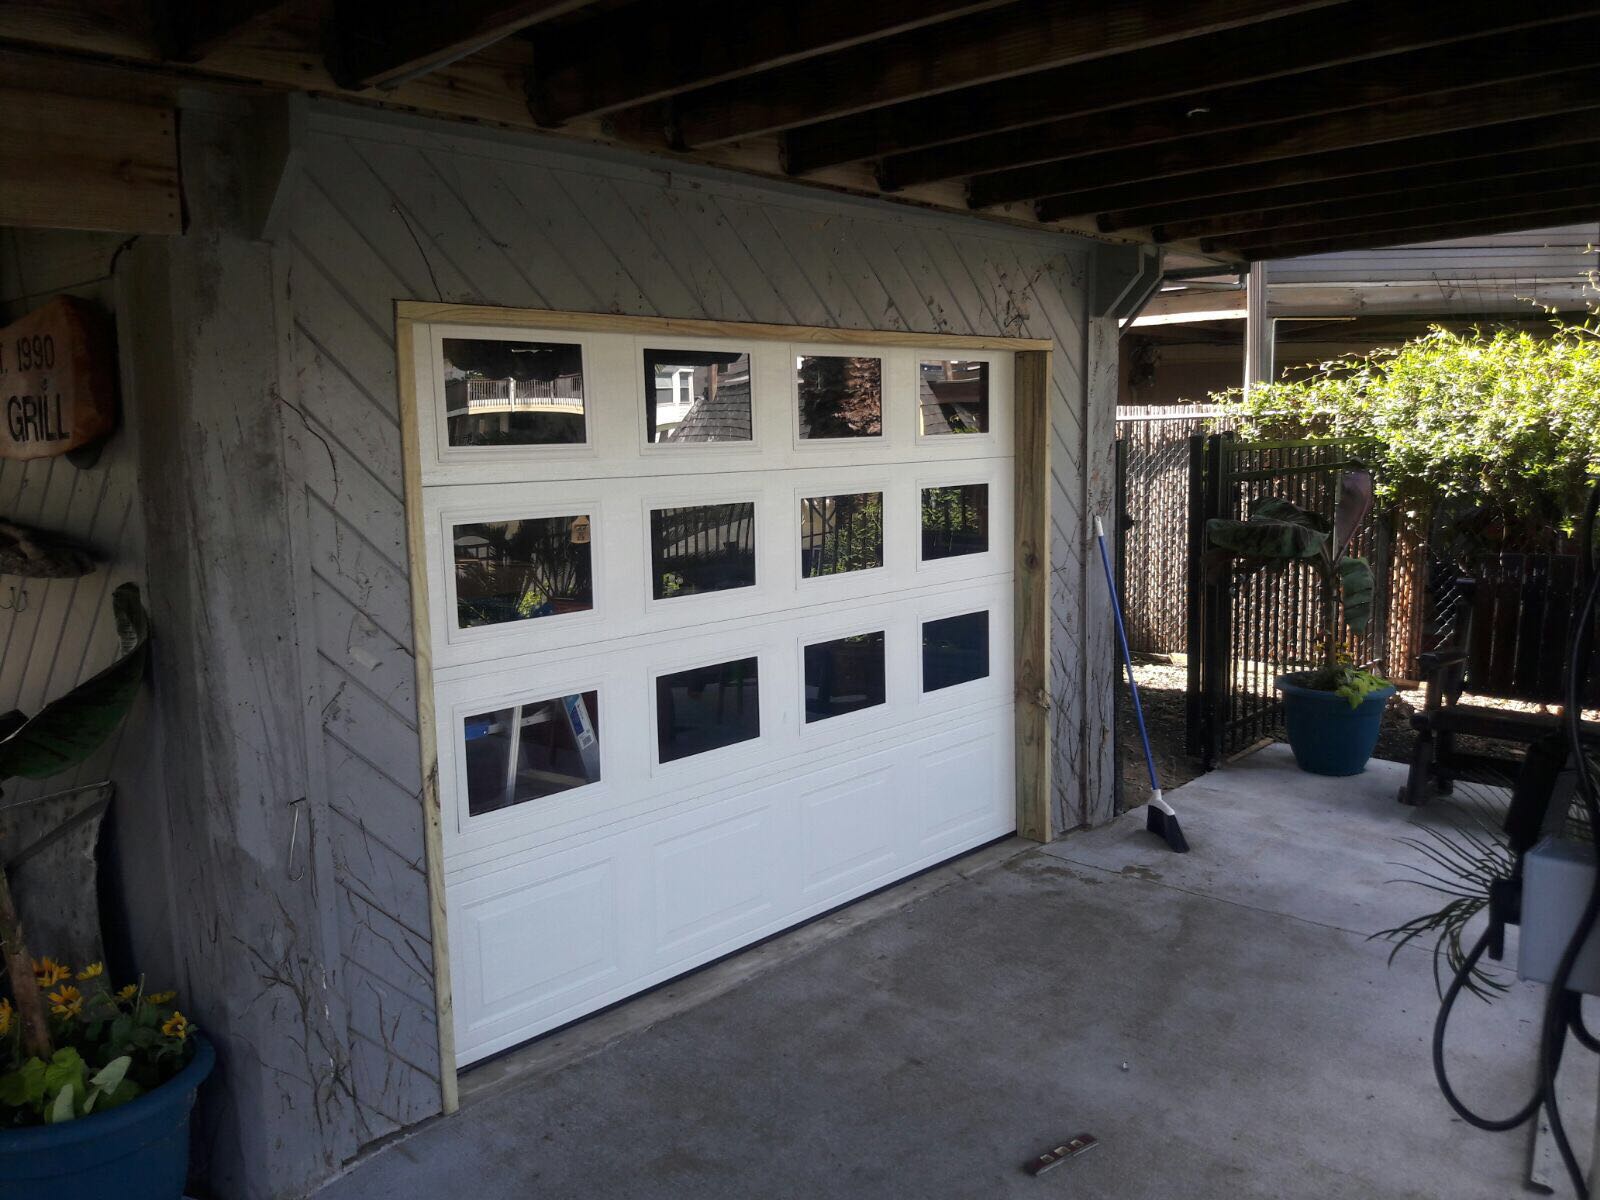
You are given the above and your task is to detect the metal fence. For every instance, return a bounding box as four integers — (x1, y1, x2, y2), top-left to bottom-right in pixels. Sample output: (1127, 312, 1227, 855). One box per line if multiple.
(1186, 432, 1390, 767)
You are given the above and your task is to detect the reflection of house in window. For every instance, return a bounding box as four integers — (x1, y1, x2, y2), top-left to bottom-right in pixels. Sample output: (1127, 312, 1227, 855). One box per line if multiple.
(644, 350, 752, 443)
(443, 338, 586, 446)
(919, 359, 989, 435)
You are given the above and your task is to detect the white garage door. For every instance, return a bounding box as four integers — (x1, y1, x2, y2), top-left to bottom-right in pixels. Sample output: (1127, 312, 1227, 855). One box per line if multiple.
(408, 317, 1018, 1065)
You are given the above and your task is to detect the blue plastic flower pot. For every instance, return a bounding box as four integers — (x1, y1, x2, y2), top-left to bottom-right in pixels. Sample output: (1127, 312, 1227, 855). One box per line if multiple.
(1276, 674, 1397, 776)
(0, 1035, 213, 1199)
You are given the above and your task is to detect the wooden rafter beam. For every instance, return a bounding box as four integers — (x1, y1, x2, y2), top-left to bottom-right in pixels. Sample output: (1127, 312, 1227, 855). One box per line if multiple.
(332, 0, 593, 90)
(877, 20, 1593, 191)
(527, 0, 1009, 127)
(1098, 141, 1600, 233)
(972, 66, 1600, 208)
(618, 0, 1345, 149)
(1200, 186, 1600, 255)
(154, 1, 291, 61)
(1161, 164, 1600, 244)
(780, 0, 1591, 176)
(1217, 208, 1600, 263)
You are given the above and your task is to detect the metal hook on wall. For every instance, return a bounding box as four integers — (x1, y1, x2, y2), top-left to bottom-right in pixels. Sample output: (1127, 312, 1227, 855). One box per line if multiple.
(286, 796, 308, 882)
(0, 587, 28, 613)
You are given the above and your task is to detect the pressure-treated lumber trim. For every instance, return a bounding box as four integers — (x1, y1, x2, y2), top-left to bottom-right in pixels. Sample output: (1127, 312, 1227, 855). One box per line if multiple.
(527, 0, 1006, 126)
(876, 20, 1594, 191)
(393, 302, 1055, 351)
(333, 0, 593, 90)
(972, 66, 1600, 208)
(393, 311, 460, 1115)
(1014, 348, 1052, 843)
(781, 0, 1594, 175)
(394, 301, 1056, 1084)
(0, 87, 180, 235)
(643, 0, 1343, 149)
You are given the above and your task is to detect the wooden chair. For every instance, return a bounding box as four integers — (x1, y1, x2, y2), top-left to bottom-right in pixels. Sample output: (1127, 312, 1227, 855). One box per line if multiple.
(1400, 575, 1600, 805)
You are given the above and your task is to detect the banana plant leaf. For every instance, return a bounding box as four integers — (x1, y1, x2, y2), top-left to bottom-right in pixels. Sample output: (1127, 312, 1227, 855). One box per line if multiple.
(1340, 556, 1375, 634)
(1333, 465, 1375, 555)
(1207, 497, 1331, 567)
(0, 584, 148, 783)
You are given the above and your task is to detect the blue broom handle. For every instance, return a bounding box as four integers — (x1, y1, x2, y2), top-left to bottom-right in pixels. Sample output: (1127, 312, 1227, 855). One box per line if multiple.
(1095, 517, 1162, 793)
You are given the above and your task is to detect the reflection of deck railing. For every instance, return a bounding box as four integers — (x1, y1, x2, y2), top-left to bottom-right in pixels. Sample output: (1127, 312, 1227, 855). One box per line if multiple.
(461, 376, 583, 409)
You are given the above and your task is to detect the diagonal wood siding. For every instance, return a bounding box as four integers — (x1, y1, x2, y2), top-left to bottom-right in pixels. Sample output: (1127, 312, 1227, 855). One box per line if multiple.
(280, 105, 1110, 1148)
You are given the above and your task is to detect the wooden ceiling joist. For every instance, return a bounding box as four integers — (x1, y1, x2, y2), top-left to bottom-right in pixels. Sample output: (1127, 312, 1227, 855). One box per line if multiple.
(876, 20, 1595, 192)
(1201, 186, 1600, 255)
(780, 0, 1591, 176)
(1099, 141, 1600, 233)
(619, 0, 1344, 149)
(332, 0, 592, 90)
(155, 0, 290, 62)
(1032, 106, 1600, 225)
(1162, 164, 1600, 244)
(1217, 207, 1600, 262)
(973, 66, 1600, 209)
(526, 0, 1007, 127)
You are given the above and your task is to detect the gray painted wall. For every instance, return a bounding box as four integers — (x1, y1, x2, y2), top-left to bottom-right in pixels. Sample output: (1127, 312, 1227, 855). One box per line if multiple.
(3, 97, 1121, 1197)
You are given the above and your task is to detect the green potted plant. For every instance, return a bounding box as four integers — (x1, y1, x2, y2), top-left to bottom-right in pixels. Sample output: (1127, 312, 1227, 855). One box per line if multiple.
(1206, 466, 1396, 775)
(0, 584, 212, 1197)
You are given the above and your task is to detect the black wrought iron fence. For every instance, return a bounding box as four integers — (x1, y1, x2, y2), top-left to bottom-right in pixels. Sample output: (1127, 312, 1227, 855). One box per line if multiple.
(1187, 432, 1391, 767)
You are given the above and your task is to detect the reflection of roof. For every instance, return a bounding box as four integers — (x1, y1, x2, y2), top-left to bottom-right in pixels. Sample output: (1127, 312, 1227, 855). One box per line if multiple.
(918, 374, 985, 435)
(668, 371, 753, 442)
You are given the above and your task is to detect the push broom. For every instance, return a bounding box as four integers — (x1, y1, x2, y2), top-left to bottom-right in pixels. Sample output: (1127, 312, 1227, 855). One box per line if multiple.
(1095, 516, 1189, 853)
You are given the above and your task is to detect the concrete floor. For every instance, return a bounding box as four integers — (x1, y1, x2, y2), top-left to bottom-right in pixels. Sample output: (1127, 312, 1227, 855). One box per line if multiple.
(319, 746, 1593, 1199)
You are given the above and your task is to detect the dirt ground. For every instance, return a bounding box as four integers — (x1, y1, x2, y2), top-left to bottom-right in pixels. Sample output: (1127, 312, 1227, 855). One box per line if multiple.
(1116, 653, 1558, 809)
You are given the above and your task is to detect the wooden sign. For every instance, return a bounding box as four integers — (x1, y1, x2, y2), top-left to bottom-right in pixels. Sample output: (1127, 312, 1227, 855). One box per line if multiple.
(0, 297, 116, 461)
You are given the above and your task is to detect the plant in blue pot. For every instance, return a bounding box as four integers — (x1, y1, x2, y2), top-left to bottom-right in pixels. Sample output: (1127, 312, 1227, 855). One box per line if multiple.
(1206, 466, 1396, 776)
(0, 584, 212, 1198)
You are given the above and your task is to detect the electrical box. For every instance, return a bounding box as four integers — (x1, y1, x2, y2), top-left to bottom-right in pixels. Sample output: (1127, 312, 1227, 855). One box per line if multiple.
(1520, 837, 1600, 996)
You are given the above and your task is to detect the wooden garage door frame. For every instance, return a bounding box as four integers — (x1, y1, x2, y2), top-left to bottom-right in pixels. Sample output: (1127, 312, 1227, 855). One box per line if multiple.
(393, 300, 1052, 1108)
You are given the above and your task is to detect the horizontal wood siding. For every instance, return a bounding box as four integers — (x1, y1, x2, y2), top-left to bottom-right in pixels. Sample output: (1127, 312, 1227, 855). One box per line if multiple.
(282, 106, 1101, 1147)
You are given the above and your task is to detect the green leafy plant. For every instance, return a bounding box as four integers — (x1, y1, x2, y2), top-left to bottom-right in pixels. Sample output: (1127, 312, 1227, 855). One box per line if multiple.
(1205, 466, 1392, 703)
(0, 583, 175, 1098)
(1214, 322, 1600, 543)
(0, 966, 192, 1126)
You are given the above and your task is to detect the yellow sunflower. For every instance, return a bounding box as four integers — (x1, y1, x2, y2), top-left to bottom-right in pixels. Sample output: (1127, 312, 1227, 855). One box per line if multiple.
(161, 1011, 189, 1041)
(48, 985, 83, 1017)
(76, 962, 104, 981)
(32, 958, 69, 988)
(116, 984, 139, 1003)
(148, 990, 177, 1005)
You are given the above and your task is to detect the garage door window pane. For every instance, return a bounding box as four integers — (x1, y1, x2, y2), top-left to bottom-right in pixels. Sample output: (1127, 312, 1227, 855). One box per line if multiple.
(454, 516, 593, 628)
(651, 503, 756, 599)
(797, 355, 882, 439)
(800, 492, 883, 577)
(805, 632, 886, 723)
(443, 338, 585, 446)
(923, 612, 989, 692)
(922, 484, 989, 559)
(462, 692, 600, 816)
(645, 349, 753, 443)
(657, 658, 760, 762)
(919, 360, 990, 435)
